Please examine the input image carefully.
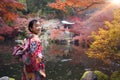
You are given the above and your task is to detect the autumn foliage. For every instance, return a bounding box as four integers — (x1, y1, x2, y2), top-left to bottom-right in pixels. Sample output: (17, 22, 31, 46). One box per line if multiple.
(0, 0, 24, 22)
(87, 9, 120, 64)
(48, 0, 104, 13)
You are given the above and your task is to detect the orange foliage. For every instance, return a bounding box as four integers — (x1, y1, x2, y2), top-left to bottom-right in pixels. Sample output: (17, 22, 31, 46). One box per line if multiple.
(0, 0, 24, 22)
(48, 0, 104, 13)
(48, 0, 66, 12)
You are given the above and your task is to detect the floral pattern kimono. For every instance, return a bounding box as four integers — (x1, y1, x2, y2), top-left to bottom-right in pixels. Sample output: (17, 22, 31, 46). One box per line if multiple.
(21, 36, 45, 80)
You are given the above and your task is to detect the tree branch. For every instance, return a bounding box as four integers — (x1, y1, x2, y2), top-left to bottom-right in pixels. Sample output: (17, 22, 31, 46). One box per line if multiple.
(79, 1, 105, 11)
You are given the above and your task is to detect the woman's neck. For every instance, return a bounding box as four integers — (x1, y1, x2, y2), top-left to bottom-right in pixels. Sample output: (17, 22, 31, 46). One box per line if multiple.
(33, 34, 39, 38)
(31, 34, 40, 41)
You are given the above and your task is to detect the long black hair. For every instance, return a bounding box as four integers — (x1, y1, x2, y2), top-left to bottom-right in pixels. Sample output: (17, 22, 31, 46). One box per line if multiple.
(28, 19, 37, 33)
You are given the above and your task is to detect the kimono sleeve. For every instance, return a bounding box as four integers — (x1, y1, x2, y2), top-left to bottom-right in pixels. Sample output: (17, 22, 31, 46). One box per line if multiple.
(22, 39, 30, 51)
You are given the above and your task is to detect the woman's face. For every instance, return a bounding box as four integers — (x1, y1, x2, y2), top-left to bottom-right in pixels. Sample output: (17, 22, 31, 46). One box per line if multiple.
(31, 21, 42, 34)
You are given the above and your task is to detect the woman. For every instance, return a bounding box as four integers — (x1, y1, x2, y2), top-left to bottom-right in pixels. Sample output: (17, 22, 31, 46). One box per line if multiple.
(21, 19, 46, 80)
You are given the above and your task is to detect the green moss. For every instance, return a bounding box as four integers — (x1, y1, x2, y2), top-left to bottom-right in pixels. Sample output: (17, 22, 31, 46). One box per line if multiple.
(80, 70, 108, 80)
(110, 71, 120, 80)
(10, 78, 15, 80)
(80, 71, 90, 80)
(94, 70, 108, 80)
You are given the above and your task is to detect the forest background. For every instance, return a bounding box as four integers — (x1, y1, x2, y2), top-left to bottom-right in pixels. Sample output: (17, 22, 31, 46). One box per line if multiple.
(0, 0, 120, 79)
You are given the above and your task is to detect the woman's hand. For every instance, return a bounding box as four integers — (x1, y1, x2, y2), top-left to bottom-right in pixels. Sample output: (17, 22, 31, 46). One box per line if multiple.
(39, 69, 46, 78)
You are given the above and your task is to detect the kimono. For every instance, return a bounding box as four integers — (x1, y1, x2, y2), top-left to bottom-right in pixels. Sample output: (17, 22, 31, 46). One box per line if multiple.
(21, 36, 45, 80)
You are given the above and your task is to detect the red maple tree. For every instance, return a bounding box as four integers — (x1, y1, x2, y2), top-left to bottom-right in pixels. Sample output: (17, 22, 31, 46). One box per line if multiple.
(0, 0, 24, 23)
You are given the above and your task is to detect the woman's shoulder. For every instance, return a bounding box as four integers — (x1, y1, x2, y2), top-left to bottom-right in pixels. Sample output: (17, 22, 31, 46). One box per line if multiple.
(27, 33, 33, 39)
(26, 34, 41, 42)
(31, 37, 41, 42)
